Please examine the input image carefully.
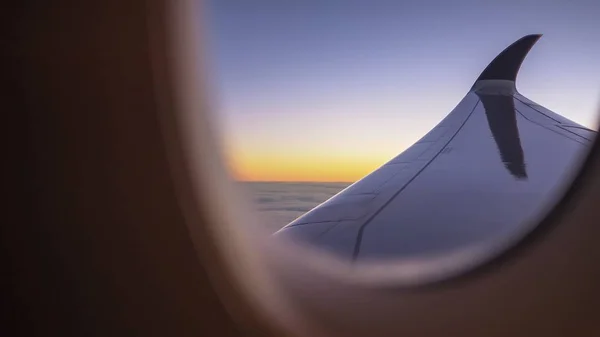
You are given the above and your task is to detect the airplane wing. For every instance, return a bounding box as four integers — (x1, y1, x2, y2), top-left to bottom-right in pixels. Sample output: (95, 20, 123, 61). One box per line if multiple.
(273, 34, 595, 265)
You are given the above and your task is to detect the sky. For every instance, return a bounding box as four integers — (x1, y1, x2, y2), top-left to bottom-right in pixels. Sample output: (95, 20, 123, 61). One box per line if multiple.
(203, 0, 600, 182)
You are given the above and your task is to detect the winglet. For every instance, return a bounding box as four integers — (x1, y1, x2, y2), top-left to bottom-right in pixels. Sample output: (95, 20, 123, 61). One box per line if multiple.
(473, 34, 542, 87)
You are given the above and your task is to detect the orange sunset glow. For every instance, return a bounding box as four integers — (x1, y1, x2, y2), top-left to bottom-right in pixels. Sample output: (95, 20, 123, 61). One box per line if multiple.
(227, 149, 396, 182)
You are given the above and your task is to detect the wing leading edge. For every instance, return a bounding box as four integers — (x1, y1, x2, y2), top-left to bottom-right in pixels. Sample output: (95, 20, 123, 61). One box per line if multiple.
(273, 35, 595, 264)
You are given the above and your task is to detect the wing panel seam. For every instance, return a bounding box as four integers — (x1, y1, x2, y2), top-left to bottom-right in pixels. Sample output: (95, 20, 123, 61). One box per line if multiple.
(556, 125, 592, 142)
(351, 99, 482, 261)
(515, 107, 587, 145)
(514, 96, 563, 124)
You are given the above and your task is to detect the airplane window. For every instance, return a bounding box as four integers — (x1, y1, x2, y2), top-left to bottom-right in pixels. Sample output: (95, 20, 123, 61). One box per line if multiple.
(203, 1, 600, 284)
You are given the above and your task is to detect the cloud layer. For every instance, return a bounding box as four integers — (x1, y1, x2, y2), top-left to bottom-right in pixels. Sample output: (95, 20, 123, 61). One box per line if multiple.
(238, 182, 350, 233)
